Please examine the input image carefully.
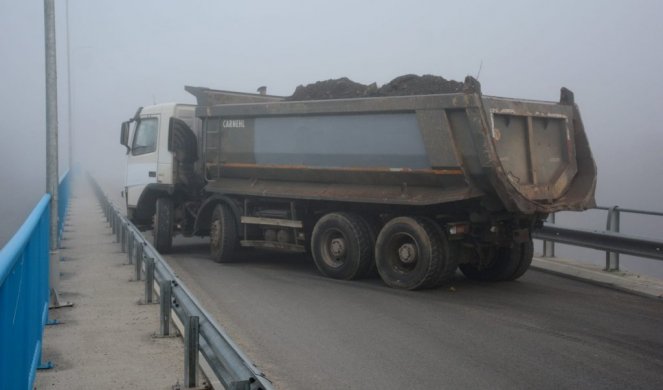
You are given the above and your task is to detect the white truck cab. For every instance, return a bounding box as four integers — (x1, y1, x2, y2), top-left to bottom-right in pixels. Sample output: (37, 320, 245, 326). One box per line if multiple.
(119, 87, 281, 253)
(120, 103, 200, 229)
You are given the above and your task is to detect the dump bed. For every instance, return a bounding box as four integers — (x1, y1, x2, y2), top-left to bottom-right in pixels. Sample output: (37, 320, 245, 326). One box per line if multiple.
(188, 79, 596, 214)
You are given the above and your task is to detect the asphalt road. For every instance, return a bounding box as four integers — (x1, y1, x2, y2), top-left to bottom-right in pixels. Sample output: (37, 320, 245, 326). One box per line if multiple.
(161, 236, 663, 390)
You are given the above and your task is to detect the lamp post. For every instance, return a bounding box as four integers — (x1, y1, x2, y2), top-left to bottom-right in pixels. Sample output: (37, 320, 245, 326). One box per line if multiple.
(66, 0, 73, 170)
(44, 0, 61, 306)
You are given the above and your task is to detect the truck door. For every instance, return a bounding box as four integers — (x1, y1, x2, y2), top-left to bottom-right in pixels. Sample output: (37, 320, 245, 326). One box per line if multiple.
(125, 115, 160, 209)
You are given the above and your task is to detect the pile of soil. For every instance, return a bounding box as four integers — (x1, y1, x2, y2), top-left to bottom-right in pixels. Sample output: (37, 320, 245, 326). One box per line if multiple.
(287, 77, 378, 100)
(377, 74, 463, 96)
(286, 74, 464, 101)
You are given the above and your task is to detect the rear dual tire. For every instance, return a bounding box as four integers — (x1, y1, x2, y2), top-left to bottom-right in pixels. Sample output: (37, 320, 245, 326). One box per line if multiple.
(312, 214, 459, 289)
(375, 217, 457, 290)
(311, 213, 373, 280)
(459, 240, 533, 281)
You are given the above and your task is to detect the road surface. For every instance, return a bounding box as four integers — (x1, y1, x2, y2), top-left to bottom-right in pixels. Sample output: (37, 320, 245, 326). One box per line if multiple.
(162, 237, 663, 390)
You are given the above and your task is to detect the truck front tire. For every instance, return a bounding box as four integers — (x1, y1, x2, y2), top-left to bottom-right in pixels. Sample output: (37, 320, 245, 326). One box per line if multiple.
(153, 197, 173, 253)
(210, 203, 237, 263)
(459, 240, 533, 281)
(311, 213, 373, 280)
(375, 217, 453, 290)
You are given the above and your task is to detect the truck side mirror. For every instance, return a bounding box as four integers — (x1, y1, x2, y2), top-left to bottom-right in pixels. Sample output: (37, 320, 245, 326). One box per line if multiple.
(120, 121, 131, 153)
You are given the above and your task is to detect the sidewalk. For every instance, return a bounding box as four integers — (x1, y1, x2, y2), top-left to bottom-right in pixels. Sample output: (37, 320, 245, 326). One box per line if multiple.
(532, 257, 663, 300)
(36, 179, 183, 389)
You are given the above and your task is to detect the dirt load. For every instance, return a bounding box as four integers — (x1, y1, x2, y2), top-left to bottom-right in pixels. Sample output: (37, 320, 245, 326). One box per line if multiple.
(286, 74, 463, 101)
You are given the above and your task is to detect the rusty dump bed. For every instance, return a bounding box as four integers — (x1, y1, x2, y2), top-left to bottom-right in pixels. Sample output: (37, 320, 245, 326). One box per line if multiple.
(188, 80, 596, 214)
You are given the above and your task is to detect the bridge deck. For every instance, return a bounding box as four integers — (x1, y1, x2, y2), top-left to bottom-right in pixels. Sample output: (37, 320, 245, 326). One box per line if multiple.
(37, 178, 663, 389)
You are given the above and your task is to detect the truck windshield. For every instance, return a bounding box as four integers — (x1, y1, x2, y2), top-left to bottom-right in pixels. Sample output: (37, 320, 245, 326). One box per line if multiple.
(132, 118, 158, 155)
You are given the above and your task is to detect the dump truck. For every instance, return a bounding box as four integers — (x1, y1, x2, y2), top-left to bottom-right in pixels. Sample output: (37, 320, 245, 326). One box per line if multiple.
(120, 76, 596, 290)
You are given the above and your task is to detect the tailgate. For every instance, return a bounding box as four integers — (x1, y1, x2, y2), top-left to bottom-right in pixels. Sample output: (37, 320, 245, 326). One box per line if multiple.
(482, 94, 596, 212)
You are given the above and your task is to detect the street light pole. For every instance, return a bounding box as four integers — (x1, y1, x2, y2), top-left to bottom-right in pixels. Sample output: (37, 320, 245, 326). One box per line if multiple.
(66, 0, 73, 169)
(44, 0, 65, 307)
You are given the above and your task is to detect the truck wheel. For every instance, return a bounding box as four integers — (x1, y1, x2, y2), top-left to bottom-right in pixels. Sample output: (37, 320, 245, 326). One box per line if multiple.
(311, 212, 372, 280)
(210, 203, 237, 263)
(375, 217, 445, 290)
(459, 239, 533, 281)
(153, 197, 173, 253)
(425, 218, 460, 287)
(508, 239, 534, 280)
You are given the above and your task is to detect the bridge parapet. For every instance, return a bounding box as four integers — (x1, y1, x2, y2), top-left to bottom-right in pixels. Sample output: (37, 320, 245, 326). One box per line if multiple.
(0, 170, 71, 389)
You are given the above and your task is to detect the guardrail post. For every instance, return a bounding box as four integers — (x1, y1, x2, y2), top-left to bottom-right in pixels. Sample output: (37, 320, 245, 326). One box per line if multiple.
(144, 256, 155, 304)
(184, 316, 200, 388)
(135, 244, 143, 281)
(159, 280, 172, 336)
(121, 222, 128, 253)
(605, 206, 620, 271)
(115, 214, 121, 243)
(543, 213, 556, 257)
(111, 210, 116, 234)
(127, 233, 134, 264)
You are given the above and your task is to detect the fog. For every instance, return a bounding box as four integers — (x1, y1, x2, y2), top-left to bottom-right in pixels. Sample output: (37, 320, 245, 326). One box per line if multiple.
(1, 1, 662, 274)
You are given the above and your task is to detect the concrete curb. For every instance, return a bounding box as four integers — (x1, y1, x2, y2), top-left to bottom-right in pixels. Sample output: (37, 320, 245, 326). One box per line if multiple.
(532, 257, 663, 300)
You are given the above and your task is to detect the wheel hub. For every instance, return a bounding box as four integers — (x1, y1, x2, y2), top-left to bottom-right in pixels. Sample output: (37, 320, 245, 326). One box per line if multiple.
(398, 243, 417, 264)
(330, 238, 346, 258)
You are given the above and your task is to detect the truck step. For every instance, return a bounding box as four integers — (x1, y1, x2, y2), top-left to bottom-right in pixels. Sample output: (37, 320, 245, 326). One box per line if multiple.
(240, 240, 306, 252)
(240, 216, 302, 229)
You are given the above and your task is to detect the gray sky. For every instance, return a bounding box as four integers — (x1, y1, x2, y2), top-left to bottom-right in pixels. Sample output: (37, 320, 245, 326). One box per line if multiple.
(1, 0, 662, 233)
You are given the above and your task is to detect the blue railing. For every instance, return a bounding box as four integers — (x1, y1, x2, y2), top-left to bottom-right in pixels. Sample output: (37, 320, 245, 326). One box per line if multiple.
(0, 195, 51, 390)
(0, 169, 71, 390)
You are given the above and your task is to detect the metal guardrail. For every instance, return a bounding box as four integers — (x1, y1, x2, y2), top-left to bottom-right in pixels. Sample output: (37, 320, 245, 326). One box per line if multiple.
(534, 206, 663, 272)
(88, 174, 272, 390)
(0, 169, 72, 390)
